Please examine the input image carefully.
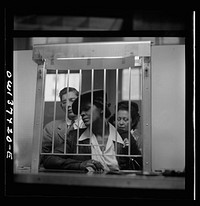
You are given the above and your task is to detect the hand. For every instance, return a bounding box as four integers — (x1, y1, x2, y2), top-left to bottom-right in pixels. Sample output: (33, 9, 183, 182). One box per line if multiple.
(123, 138, 129, 147)
(80, 159, 104, 172)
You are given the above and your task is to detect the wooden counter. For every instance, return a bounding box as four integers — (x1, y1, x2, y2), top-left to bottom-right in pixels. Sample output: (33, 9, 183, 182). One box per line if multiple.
(14, 170, 185, 190)
(7, 170, 189, 199)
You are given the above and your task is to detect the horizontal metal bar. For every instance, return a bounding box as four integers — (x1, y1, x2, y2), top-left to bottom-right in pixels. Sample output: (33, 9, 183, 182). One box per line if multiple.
(45, 55, 135, 70)
(33, 41, 151, 49)
(32, 41, 151, 64)
(57, 56, 128, 60)
(76, 143, 106, 147)
(40, 153, 142, 157)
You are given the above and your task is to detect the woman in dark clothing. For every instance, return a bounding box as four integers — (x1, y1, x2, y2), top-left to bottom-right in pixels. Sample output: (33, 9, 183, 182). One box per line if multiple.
(109, 101, 142, 170)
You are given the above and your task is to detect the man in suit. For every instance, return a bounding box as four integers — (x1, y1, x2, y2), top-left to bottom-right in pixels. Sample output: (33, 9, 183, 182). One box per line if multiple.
(40, 87, 85, 169)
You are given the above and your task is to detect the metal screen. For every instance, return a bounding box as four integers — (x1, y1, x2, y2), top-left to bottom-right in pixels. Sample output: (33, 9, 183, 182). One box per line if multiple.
(31, 41, 152, 174)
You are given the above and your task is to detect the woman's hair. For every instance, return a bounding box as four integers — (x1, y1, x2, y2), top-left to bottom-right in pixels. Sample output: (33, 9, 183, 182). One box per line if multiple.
(109, 101, 140, 130)
(94, 101, 111, 119)
(59, 87, 79, 102)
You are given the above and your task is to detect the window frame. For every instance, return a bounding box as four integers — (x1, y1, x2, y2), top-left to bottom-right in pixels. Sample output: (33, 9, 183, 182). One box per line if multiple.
(30, 41, 152, 174)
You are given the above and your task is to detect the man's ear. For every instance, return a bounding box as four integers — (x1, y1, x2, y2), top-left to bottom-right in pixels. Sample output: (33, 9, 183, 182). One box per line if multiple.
(100, 109, 103, 116)
(60, 103, 64, 110)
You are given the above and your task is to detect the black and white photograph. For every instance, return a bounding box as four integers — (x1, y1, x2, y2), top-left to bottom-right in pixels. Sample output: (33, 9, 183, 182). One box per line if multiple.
(4, 8, 196, 200)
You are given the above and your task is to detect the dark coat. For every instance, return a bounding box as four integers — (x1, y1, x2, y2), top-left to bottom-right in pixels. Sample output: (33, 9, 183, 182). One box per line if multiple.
(41, 123, 142, 171)
(117, 129, 143, 170)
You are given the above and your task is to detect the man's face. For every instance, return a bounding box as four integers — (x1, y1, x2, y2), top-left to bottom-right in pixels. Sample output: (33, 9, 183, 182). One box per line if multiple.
(60, 91, 78, 119)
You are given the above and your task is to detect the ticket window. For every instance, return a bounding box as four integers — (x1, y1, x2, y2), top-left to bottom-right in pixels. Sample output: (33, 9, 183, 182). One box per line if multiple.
(30, 41, 152, 174)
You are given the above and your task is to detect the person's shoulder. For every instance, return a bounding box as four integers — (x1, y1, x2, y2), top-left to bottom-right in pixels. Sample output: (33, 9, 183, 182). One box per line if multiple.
(69, 128, 87, 136)
(44, 120, 65, 128)
(132, 129, 141, 136)
(117, 129, 128, 140)
(68, 128, 87, 143)
(118, 129, 137, 143)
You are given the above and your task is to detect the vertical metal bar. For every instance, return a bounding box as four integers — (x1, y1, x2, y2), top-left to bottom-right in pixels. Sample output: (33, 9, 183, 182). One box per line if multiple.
(115, 68, 119, 153)
(142, 56, 152, 173)
(102, 69, 106, 153)
(193, 11, 196, 201)
(139, 61, 143, 101)
(64, 72, 67, 87)
(39, 65, 46, 155)
(193, 11, 197, 200)
(76, 69, 82, 154)
(128, 67, 132, 156)
(31, 61, 46, 173)
(64, 70, 70, 154)
(52, 69, 58, 154)
(89, 69, 94, 141)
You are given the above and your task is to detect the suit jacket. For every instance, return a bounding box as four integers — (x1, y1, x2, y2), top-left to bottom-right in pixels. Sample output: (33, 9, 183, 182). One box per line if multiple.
(41, 121, 142, 170)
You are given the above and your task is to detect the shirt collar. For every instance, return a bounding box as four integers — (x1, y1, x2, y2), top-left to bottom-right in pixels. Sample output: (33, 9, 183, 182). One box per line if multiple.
(73, 118, 86, 129)
(78, 123, 124, 145)
(78, 127, 91, 141)
(57, 117, 85, 130)
(109, 123, 124, 144)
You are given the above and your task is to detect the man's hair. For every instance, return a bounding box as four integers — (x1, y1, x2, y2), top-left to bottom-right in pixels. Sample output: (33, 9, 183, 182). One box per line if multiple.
(93, 102, 111, 119)
(59, 87, 79, 102)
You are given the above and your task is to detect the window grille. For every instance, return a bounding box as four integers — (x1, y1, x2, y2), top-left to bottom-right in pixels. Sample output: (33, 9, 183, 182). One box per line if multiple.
(31, 41, 152, 174)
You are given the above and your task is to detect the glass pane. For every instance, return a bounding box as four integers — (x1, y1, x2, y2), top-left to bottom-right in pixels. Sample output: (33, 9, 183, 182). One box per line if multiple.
(44, 73, 80, 102)
(122, 68, 142, 100)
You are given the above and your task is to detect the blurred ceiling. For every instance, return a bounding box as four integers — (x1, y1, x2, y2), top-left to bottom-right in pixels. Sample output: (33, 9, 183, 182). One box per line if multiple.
(14, 15, 123, 31)
(12, 9, 190, 50)
(13, 9, 189, 31)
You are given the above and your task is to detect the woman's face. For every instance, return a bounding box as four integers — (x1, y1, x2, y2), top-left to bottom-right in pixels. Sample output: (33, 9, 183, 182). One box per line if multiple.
(80, 103, 102, 127)
(117, 110, 132, 131)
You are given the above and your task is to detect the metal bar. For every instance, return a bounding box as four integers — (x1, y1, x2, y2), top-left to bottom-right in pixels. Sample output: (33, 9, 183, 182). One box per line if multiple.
(142, 56, 152, 172)
(89, 69, 94, 142)
(102, 69, 106, 153)
(31, 61, 46, 173)
(48, 56, 135, 70)
(76, 70, 82, 154)
(77, 143, 105, 147)
(52, 69, 58, 154)
(57, 56, 130, 60)
(64, 70, 70, 154)
(32, 41, 151, 65)
(128, 67, 132, 156)
(31, 41, 152, 176)
(40, 152, 142, 157)
(115, 68, 119, 153)
(39, 63, 46, 159)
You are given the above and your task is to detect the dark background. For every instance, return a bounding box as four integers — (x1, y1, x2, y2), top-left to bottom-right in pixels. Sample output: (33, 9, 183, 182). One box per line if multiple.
(4, 8, 197, 199)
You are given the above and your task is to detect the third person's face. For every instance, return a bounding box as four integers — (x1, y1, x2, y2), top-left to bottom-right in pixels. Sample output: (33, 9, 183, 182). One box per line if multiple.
(117, 110, 132, 131)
